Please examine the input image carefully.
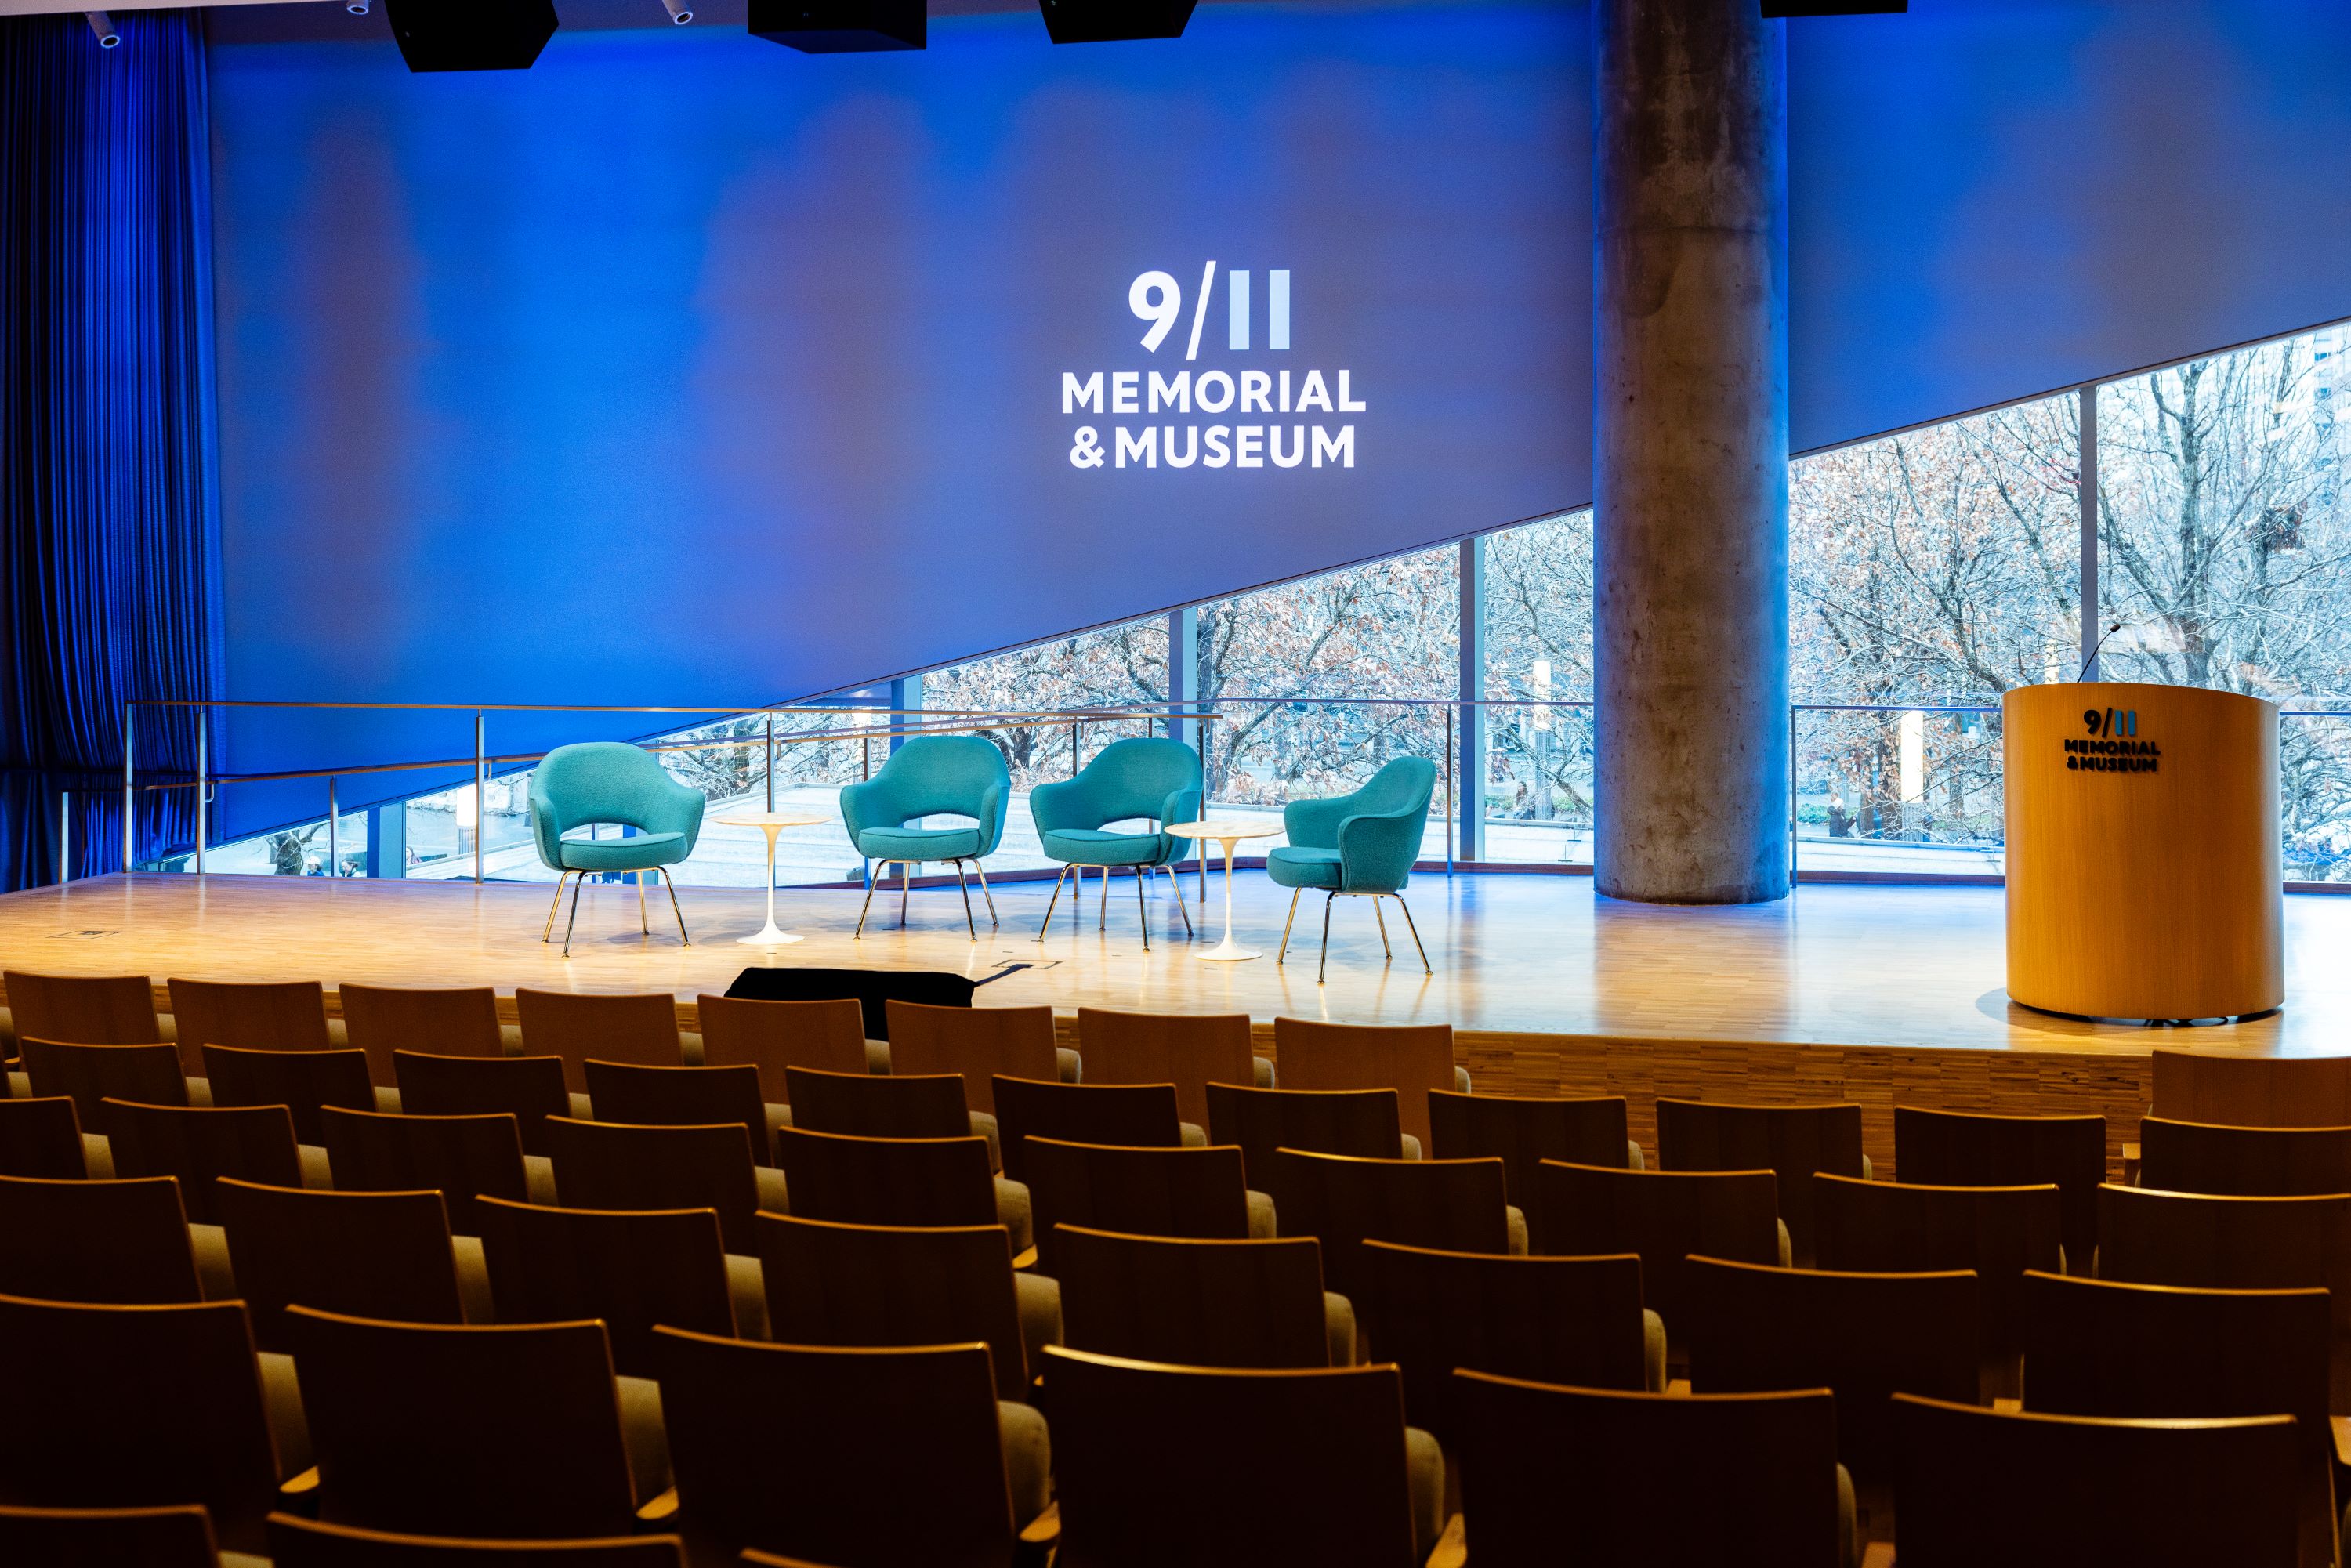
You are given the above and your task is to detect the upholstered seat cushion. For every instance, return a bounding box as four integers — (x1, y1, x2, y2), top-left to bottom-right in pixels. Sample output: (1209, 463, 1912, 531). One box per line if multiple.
(857, 824, 984, 861)
(1041, 827, 1169, 867)
(1265, 846, 1344, 889)
(556, 831, 690, 872)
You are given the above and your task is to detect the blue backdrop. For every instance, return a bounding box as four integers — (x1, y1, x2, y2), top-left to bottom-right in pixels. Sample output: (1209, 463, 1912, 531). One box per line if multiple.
(205, 0, 2351, 840)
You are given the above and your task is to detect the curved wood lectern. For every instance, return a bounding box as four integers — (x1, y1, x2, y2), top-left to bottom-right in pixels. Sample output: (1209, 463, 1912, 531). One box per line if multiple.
(2005, 682, 2282, 1021)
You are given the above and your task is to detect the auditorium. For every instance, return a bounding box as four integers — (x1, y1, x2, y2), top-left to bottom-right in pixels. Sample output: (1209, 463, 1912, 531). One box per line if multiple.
(2, 0, 2347, 1562)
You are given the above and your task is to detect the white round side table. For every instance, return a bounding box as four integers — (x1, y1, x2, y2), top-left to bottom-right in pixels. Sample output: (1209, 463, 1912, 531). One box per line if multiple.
(1165, 820, 1283, 961)
(717, 810, 831, 945)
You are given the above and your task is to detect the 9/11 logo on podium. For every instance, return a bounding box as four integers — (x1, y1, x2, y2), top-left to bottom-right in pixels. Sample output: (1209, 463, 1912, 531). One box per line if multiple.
(1061, 263, 1365, 472)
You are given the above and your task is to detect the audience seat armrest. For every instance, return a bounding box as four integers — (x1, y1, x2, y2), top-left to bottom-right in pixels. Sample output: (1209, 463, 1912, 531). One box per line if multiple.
(279, 1468, 321, 1505)
(2332, 1414, 2351, 1469)
(1424, 1513, 1467, 1568)
(636, 1487, 679, 1524)
(1860, 1544, 1897, 1568)
(1012, 1245, 1038, 1271)
(1019, 1501, 1062, 1555)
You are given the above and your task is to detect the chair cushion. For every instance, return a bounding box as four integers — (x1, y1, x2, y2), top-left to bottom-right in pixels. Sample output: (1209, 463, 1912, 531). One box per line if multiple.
(1324, 1291, 1357, 1367)
(995, 1177, 1034, 1255)
(557, 831, 690, 871)
(1041, 827, 1169, 867)
(1266, 846, 1343, 889)
(857, 825, 984, 862)
(998, 1399, 1052, 1527)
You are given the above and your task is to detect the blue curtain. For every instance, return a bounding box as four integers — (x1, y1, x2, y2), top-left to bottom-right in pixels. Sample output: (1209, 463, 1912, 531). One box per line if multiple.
(0, 9, 218, 890)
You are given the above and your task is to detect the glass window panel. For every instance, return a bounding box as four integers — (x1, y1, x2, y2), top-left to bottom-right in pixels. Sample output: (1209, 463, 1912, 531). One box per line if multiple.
(1481, 510, 1594, 864)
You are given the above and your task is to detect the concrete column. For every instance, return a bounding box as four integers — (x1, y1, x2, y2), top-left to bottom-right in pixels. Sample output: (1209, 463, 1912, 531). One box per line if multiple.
(1593, 0, 1790, 904)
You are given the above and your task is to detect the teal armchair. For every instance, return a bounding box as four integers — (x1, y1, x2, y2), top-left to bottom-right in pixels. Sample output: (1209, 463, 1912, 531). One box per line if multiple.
(1266, 757, 1439, 983)
(1030, 737, 1202, 949)
(528, 742, 706, 956)
(840, 735, 1012, 939)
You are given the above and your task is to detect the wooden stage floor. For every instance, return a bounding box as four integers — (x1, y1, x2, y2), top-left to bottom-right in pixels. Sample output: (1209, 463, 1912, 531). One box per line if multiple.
(6, 871, 2342, 1163)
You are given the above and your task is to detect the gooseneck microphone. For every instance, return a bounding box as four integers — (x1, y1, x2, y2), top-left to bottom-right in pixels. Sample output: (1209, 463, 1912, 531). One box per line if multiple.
(2078, 621, 2122, 682)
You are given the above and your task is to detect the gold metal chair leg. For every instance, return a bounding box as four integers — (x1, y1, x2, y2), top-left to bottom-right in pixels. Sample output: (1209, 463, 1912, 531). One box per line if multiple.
(900, 861, 915, 928)
(973, 860, 999, 926)
(955, 861, 977, 940)
(855, 859, 878, 939)
(1098, 864, 1108, 932)
(1317, 891, 1335, 984)
(1038, 864, 1070, 940)
(1395, 894, 1431, 974)
(1165, 864, 1194, 937)
(1277, 888, 1301, 965)
(637, 874, 650, 935)
(561, 871, 588, 957)
(542, 870, 573, 941)
(662, 868, 690, 945)
(1134, 864, 1150, 951)
(1373, 896, 1393, 961)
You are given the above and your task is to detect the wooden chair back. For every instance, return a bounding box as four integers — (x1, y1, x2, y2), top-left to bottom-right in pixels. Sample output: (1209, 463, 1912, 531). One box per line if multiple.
(2, 971, 161, 1044)
(1265, 1147, 1509, 1305)
(1428, 1088, 1632, 1204)
(1075, 1007, 1255, 1128)
(2152, 1050, 2351, 1129)
(1655, 1098, 1864, 1266)
(2139, 1116, 2351, 1197)
(1813, 1173, 2061, 1370)
(2024, 1271, 2336, 1568)
(1270, 1016, 1454, 1150)
(284, 1306, 637, 1539)
(0, 1293, 280, 1552)
(102, 1099, 301, 1223)
(214, 1179, 464, 1352)
(990, 1075, 1183, 1184)
(201, 1043, 374, 1145)
(0, 1502, 218, 1567)
(1054, 1224, 1331, 1369)
(335, 984, 504, 1087)
(1360, 1241, 1646, 1444)
(0, 1173, 201, 1304)
(393, 1051, 569, 1157)
(513, 989, 683, 1094)
(754, 1212, 1028, 1398)
(268, 1514, 687, 1566)
(318, 1106, 529, 1237)
(0, 1095, 88, 1179)
(1205, 1082, 1405, 1189)
(883, 1001, 1058, 1114)
(474, 1197, 734, 1378)
(1684, 1255, 1980, 1484)
(1041, 1345, 1424, 1568)
(542, 1117, 760, 1253)
(1530, 1160, 1780, 1334)
(694, 994, 867, 1103)
(20, 1037, 185, 1124)
(1025, 1137, 1254, 1276)
(1891, 1393, 2299, 1566)
(650, 1329, 1012, 1568)
(2098, 1185, 2351, 1408)
(582, 1059, 769, 1164)
(781, 1066, 969, 1142)
(165, 978, 330, 1074)
(1893, 1104, 2106, 1269)
(1451, 1374, 1843, 1568)
(773, 1125, 998, 1231)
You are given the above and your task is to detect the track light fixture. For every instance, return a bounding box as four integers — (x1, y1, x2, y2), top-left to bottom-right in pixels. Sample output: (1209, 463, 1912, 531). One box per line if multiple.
(661, 0, 694, 22)
(1038, 0, 1197, 45)
(85, 10, 118, 47)
(347, 1, 371, 15)
(382, 0, 558, 71)
(748, 0, 923, 53)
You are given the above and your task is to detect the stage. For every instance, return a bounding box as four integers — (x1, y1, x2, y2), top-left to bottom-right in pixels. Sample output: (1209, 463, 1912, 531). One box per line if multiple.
(8, 870, 2345, 1166)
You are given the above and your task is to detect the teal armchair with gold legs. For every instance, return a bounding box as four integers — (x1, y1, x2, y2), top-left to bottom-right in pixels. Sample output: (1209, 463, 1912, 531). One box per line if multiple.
(1266, 757, 1439, 983)
(1030, 737, 1201, 951)
(529, 742, 706, 956)
(841, 735, 1012, 940)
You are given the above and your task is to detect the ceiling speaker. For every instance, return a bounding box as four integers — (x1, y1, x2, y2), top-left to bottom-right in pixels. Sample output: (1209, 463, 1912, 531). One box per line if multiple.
(1762, 1, 1907, 14)
(1038, 0, 1198, 45)
(382, 0, 558, 71)
(748, 0, 925, 53)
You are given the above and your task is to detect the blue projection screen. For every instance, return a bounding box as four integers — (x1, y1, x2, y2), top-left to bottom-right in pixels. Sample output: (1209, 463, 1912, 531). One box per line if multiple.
(207, 4, 1590, 837)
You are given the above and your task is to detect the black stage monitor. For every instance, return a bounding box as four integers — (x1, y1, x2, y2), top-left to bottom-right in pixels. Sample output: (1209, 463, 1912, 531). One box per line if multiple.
(384, 0, 559, 72)
(726, 966, 999, 1040)
(1038, 0, 1199, 45)
(1762, 1, 1907, 14)
(748, 0, 926, 53)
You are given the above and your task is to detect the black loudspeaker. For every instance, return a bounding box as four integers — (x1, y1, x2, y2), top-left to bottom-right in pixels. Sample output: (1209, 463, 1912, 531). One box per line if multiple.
(726, 967, 996, 1040)
(383, 0, 558, 72)
(748, 0, 925, 53)
(1038, 0, 1198, 45)
(1761, 1, 1907, 14)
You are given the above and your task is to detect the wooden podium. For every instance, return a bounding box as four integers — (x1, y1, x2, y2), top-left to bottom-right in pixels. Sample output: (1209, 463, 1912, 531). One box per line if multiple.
(2005, 681, 2282, 1021)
